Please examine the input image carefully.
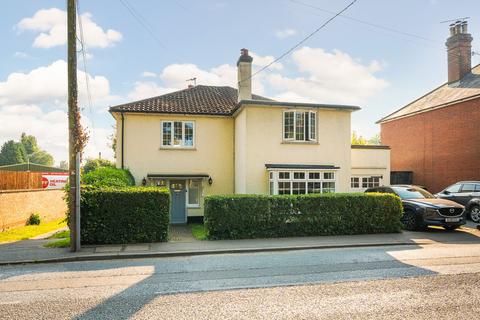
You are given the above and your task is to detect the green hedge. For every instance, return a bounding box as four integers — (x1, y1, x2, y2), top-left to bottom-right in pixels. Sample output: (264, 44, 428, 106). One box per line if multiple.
(82, 167, 135, 188)
(204, 193, 403, 240)
(80, 186, 170, 244)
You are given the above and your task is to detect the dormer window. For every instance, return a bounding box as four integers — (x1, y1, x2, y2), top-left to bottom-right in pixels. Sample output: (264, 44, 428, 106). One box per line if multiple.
(161, 121, 195, 148)
(283, 110, 316, 142)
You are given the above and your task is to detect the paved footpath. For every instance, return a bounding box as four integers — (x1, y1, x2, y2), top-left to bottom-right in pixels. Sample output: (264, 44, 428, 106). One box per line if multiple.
(0, 223, 479, 265)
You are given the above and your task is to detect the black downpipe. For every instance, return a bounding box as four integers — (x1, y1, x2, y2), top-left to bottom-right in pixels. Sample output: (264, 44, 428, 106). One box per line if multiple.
(121, 113, 125, 169)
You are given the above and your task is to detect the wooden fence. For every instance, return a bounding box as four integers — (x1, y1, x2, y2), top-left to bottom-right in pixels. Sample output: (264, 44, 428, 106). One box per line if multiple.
(0, 170, 43, 190)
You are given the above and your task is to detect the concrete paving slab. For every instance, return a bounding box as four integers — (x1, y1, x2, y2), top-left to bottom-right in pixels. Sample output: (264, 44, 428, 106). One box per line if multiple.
(124, 245, 150, 252)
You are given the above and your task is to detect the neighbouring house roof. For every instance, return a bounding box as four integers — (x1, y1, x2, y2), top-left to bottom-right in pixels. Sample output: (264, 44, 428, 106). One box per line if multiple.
(265, 164, 340, 170)
(378, 64, 480, 123)
(109, 85, 361, 116)
(109, 85, 273, 116)
(147, 173, 209, 179)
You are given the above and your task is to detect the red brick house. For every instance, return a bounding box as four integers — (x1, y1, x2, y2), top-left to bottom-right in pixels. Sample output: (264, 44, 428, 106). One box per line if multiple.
(379, 21, 480, 193)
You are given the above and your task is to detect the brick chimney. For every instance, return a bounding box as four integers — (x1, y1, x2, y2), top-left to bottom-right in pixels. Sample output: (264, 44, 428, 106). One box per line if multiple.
(446, 21, 473, 83)
(237, 48, 253, 102)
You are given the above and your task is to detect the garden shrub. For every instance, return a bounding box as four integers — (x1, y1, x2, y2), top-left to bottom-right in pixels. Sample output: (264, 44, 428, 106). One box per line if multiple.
(204, 193, 403, 240)
(26, 213, 41, 226)
(80, 186, 170, 244)
(82, 158, 115, 175)
(82, 166, 135, 188)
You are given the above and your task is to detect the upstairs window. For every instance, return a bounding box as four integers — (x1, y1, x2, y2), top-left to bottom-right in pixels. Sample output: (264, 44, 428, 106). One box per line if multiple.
(283, 111, 316, 142)
(161, 121, 195, 148)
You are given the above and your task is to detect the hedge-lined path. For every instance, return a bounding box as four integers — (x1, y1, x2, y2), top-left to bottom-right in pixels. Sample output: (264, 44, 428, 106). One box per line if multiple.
(0, 222, 479, 265)
(169, 225, 197, 243)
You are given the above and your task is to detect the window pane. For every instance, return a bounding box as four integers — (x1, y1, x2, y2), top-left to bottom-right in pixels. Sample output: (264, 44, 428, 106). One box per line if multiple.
(309, 112, 316, 141)
(351, 177, 359, 188)
(446, 184, 461, 193)
(269, 181, 274, 195)
(324, 172, 334, 180)
(184, 122, 194, 147)
(461, 184, 475, 193)
(309, 172, 320, 180)
(308, 182, 322, 194)
(293, 172, 305, 180)
(292, 182, 306, 194)
(188, 180, 200, 205)
(322, 182, 335, 193)
(295, 112, 305, 140)
(362, 177, 368, 188)
(173, 122, 183, 146)
(284, 112, 294, 140)
(162, 122, 172, 146)
(278, 182, 291, 195)
(279, 172, 290, 180)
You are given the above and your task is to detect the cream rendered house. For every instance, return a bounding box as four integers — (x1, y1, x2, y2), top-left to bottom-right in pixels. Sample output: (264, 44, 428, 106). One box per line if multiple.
(110, 49, 390, 223)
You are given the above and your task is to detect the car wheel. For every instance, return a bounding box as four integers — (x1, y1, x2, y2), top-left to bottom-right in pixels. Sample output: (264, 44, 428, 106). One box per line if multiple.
(444, 225, 459, 231)
(402, 210, 418, 231)
(469, 205, 480, 223)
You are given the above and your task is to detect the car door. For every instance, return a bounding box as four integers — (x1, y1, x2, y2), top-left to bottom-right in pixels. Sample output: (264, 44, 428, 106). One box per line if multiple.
(457, 183, 476, 206)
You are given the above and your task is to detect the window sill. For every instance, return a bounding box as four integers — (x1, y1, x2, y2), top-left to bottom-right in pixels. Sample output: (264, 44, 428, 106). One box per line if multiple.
(187, 205, 201, 209)
(281, 141, 318, 145)
(159, 146, 197, 151)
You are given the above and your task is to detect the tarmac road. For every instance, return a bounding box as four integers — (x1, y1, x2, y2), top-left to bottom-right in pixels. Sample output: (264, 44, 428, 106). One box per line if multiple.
(1, 241, 480, 319)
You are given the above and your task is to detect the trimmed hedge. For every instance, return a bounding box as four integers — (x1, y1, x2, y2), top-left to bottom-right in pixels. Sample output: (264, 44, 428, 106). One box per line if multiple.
(204, 193, 403, 240)
(80, 186, 170, 244)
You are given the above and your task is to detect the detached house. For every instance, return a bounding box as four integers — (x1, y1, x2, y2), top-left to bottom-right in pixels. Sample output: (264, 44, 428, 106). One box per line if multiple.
(110, 49, 390, 223)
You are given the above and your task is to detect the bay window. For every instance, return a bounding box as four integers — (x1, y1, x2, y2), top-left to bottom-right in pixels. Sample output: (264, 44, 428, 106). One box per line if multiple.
(269, 170, 336, 195)
(161, 121, 195, 148)
(283, 110, 317, 142)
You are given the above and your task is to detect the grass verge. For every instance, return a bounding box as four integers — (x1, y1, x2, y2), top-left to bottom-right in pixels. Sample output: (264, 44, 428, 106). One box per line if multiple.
(189, 223, 207, 240)
(44, 238, 70, 248)
(49, 230, 70, 239)
(0, 219, 67, 243)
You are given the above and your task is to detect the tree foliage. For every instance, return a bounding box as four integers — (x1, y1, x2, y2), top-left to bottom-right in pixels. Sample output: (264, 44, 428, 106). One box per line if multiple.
(0, 133, 54, 166)
(351, 131, 381, 145)
(82, 158, 115, 175)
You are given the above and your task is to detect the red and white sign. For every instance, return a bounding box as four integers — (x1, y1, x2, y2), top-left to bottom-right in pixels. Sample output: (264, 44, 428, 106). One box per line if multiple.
(41, 172, 69, 189)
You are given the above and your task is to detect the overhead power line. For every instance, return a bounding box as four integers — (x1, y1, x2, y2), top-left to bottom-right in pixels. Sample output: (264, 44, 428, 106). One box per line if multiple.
(118, 0, 167, 49)
(289, 0, 435, 43)
(243, 0, 358, 83)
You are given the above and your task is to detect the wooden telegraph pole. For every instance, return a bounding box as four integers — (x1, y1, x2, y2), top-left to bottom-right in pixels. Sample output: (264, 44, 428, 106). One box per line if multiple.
(67, 0, 78, 252)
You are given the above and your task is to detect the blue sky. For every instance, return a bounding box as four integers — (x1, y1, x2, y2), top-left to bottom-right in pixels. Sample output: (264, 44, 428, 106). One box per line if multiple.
(1, 0, 479, 164)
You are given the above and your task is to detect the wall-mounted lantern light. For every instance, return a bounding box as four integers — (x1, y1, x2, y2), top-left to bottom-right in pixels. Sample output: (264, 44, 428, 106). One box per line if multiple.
(208, 176, 213, 185)
(142, 177, 147, 186)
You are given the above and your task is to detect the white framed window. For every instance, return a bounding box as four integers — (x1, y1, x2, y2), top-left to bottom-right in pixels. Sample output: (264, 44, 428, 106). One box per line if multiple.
(187, 179, 201, 207)
(161, 121, 195, 148)
(269, 170, 336, 195)
(351, 176, 382, 191)
(283, 110, 316, 142)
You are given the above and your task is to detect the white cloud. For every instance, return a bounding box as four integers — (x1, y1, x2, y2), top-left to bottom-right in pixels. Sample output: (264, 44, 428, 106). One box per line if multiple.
(0, 60, 113, 107)
(267, 47, 388, 105)
(275, 28, 296, 39)
(17, 8, 122, 49)
(128, 81, 176, 100)
(140, 71, 157, 78)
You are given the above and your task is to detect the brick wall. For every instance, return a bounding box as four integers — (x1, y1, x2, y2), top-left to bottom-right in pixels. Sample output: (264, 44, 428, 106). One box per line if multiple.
(0, 189, 67, 231)
(381, 98, 480, 193)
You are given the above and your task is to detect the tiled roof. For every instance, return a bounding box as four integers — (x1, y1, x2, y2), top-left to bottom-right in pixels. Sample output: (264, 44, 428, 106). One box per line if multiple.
(378, 64, 480, 123)
(109, 85, 273, 116)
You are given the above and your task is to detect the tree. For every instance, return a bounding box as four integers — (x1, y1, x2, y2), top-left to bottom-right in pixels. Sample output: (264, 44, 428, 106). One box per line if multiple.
(351, 131, 367, 145)
(0, 140, 27, 165)
(109, 124, 117, 159)
(82, 158, 115, 175)
(0, 133, 55, 166)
